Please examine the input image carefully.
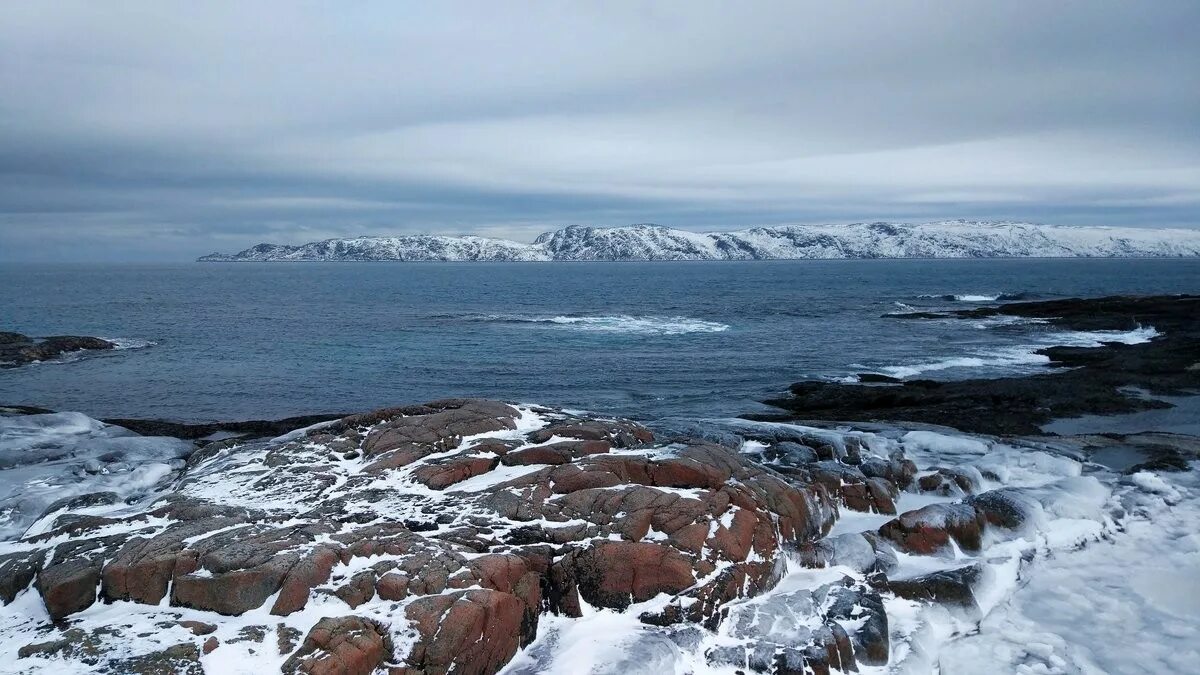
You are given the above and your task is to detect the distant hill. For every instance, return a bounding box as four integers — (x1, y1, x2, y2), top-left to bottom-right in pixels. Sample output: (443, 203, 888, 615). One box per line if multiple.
(199, 221, 1200, 261)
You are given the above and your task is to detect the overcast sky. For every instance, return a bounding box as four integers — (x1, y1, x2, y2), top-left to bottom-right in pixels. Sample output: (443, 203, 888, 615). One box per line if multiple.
(1, 1, 1197, 261)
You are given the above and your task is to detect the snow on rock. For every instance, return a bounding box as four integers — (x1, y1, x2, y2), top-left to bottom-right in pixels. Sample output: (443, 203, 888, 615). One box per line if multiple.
(199, 220, 1200, 262)
(0, 400, 835, 674)
(1, 405, 1195, 674)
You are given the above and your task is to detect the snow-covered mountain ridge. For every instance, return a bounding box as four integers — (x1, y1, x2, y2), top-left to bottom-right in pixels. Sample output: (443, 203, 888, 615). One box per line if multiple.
(198, 221, 1200, 261)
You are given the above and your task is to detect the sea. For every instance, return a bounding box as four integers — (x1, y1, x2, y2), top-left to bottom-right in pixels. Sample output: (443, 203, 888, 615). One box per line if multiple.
(1, 258, 1197, 422)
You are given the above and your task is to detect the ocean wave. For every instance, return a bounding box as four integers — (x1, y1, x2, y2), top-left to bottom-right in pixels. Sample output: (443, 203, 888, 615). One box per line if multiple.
(540, 315, 729, 335)
(454, 313, 729, 335)
(869, 325, 1159, 379)
(917, 292, 1037, 302)
(104, 337, 157, 350)
(877, 347, 1051, 379)
(971, 315, 1051, 329)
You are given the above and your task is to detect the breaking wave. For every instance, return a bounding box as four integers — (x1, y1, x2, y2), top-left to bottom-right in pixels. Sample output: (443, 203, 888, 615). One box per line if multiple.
(918, 292, 1038, 302)
(105, 337, 158, 350)
(455, 314, 730, 335)
(871, 326, 1160, 379)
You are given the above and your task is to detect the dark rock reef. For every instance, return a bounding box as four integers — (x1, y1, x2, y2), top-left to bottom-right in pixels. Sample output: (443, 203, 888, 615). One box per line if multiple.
(0, 331, 116, 368)
(757, 295, 1200, 435)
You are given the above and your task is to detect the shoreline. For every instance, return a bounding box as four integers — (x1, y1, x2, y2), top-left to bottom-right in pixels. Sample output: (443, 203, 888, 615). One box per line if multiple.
(2, 295, 1198, 672)
(752, 294, 1200, 436)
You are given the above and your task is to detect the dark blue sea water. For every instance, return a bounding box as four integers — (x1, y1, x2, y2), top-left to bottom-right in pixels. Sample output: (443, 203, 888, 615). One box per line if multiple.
(1, 259, 1197, 422)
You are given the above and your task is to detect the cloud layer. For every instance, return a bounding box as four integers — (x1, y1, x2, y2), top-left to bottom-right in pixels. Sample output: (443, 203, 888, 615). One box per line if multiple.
(2, 1, 1197, 260)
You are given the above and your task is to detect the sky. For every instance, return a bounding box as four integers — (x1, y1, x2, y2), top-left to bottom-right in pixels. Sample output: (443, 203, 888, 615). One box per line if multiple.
(1, 2, 1198, 261)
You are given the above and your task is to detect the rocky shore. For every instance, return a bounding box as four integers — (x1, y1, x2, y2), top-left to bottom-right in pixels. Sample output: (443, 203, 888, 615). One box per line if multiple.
(1, 295, 1197, 673)
(4, 393, 1193, 673)
(756, 294, 1200, 436)
(0, 398, 1025, 672)
(0, 332, 116, 368)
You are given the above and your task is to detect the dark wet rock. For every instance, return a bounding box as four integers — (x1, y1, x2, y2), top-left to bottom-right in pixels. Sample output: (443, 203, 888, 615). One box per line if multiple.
(0, 332, 116, 368)
(836, 582, 889, 666)
(967, 489, 1038, 532)
(883, 564, 984, 616)
(718, 577, 881, 672)
(0, 549, 45, 604)
(102, 413, 347, 442)
(857, 372, 903, 383)
(109, 643, 204, 675)
(794, 532, 897, 576)
(757, 295, 1200, 435)
(918, 466, 983, 496)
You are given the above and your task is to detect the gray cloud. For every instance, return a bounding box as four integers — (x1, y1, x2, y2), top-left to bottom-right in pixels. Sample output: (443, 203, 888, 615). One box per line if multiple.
(1, 1, 1197, 260)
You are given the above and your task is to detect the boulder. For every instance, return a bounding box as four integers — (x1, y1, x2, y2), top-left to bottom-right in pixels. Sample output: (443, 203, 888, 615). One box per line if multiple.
(877, 502, 986, 554)
(282, 616, 393, 675)
(402, 590, 530, 674)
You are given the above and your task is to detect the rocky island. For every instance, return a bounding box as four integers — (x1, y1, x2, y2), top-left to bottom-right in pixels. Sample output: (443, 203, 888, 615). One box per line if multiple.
(0, 332, 116, 369)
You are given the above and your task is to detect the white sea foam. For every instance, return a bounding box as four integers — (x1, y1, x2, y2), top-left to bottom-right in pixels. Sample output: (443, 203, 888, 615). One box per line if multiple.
(874, 325, 1160, 379)
(541, 315, 730, 335)
(461, 313, 729, 335)
(104, 337, 158, 350)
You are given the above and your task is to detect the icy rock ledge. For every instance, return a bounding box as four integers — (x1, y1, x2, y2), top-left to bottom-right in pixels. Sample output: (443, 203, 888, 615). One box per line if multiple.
(1, 400, 1195, 674)
(0, 399, 837, 674)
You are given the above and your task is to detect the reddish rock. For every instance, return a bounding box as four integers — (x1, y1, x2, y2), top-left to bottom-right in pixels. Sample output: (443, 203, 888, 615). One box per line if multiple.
(282, 616, 393, 675)
(202, 636, 220, 654)
(375, 573, 410, 601)
(179, 620, 217, 636)
(413, 456, 499, 489)
(501, 440, 612, 466)
(402, 590, 530, 674)
(36, 558, 101, 621)
(878, 502, 986, 554)
(273, 547, 342, 615)
(555, 542, 696, 610)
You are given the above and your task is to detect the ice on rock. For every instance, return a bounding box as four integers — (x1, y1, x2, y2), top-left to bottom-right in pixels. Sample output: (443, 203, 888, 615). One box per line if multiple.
(0, 412, 193, 540)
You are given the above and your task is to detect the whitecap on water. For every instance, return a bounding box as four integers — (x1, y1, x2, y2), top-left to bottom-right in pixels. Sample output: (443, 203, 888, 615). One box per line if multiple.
(541, 315, 729, 335)
(871, 325, 1160, 379)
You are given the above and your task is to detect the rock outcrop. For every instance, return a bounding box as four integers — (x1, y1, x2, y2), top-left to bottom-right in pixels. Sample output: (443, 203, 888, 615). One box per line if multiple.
(0, 399, 843, 673)
(0, 331, 115, 368)
(758, 295, 1200, 435)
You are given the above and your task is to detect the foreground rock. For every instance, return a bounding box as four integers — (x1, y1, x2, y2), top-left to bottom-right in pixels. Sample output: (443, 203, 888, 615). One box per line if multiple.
(757, 295, 1200, 435)
(0, 331, 115, 368)
(3, 397, 1182, 673)
(0, 399, 843, 673)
